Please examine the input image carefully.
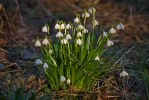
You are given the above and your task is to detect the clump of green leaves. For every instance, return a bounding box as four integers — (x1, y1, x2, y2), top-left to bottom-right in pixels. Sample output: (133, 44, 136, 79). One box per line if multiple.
(34, 6, 124, 91)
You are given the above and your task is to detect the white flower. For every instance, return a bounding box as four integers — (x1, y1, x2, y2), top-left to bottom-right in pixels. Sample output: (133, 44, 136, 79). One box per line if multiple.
(60, 24, 65, 30)
(103, 31, 108, 37)
(43, 63, 49, 70)
(35, 40, 41, 47)
(109, 28, 116, 34)
(60, 76, 66, 82)
(61, 38, 68, 44)
(66, 34, 72, 40)
(34, 59, 43, 66)
(106, 40, 114, 47)
(42, 38, 49, 45)
(42, 26, 48, 33)
(49, 49, 52, 54)
(77, 24, 84, 30)
(95, 56, 100, 61)
(117, 23, 124, 30)
(66, 24, 71, 29)
(82, 28, 88, 33)
(93, 19, 99, 27)
(120, 71, 129, 77)
(56, 31, 63, 38)
(55, 24, 60, 29)
(77, 32, 82, 37)
(74, 17, 79, 23)
(76, 39, 82, 45)
(82, 12, 90, 18)
(67, 79, 71, 85)
(88, 7, 96, 14)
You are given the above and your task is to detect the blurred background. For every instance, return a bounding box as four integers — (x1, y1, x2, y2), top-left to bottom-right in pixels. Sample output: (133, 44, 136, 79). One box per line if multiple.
(0, 0, 149, 48)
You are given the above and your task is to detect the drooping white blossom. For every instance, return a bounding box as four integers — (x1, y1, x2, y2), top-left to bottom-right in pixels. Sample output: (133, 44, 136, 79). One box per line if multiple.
(120, 71, 129, 77)
(88, 7, 96, 14)
(42, 26, 48, 33)
(76, 39, 82, 46)
(93, 19, 99, 27)
(66, 24, 71, 29)
(55, 24, 60, 29)
(109, 28, 116, 34)
(42, 39, 49, 45)
(95, 56, 100, 61)
(67, 79, 71, 85)
(103, 31, 108, 37)
(77, 32, 82, 37)
(117, 23, 124, 30)
(60, 24, 65, 30)
(34, 59, 43, 66)
(49, 49, 52, 54)
(66, 34, 72, 40)
(82, 28, 88, 33)
(43, 63, 49, 70)
(82, 12, 90, 18)
(61, 38, 68, 44)
(74, 17, 79, 23)
(77, 24, 84, 30)
(56, 31, 63, 38)
(60, 76, 66, 82)
(106, 40, 114, 47)
(35, 40, 41, 47)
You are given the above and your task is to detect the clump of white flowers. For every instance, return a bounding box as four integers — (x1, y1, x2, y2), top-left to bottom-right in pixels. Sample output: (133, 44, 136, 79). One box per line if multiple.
(34, 5, 125, 91)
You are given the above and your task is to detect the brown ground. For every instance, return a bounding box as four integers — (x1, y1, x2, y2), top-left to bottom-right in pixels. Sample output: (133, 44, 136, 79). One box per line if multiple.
(0, 0, 149, 99)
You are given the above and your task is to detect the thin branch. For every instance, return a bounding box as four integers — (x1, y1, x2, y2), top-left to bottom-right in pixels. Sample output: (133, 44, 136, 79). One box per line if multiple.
(110, 46, 134, 69)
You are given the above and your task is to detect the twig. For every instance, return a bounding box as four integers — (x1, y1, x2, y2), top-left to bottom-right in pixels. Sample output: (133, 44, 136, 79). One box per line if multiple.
(37, 0, 55, 18)
(0, 47, 8, 52)
(110, 46, 134, 69)
(14, 0, 27, 27)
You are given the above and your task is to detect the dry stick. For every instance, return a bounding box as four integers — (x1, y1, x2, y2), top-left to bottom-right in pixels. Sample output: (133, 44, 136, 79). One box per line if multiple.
(37, 0, 55, 18)
(14, 0, 27, 28)
(110, 46, 134, 69)
(0, 47, 8, 52)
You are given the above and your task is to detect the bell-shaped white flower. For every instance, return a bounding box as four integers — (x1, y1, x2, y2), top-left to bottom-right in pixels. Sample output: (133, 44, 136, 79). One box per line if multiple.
(60, 75, 66, 82)
(61, 38, 68, 44)
(42, 38, 49, 45)
(77, 32, 82, 37)
(106, 40, 114, 47)
(56, 31, 63, 38)
(76, 39, 82, 46)
(95, 56, 100, 61)
(66, 34, 72, 40)
(88, 7, 96, 14)
(60, 24, 65, 30)
(109, 28, 116, 34)
(67, 79, 71, 85)
(120, 70, 129, 77)
(42, 26, 48, 33)
(103, 31, 108, 37)
(74, 17, 79, 23)
(35, 40, 41, 47)
(43, 63, 49, 70)
(49, 49, 52, 54)
(34, 59, 43, 66)
(117, 23, 124, 30)
(82, 12, 90, 18)
(93, 19, 99, 27)
(66, 24, 71, 29)
(77, 24, 84, 30)
(55, 24, 60, 29)
(82, 28, 88, 33)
